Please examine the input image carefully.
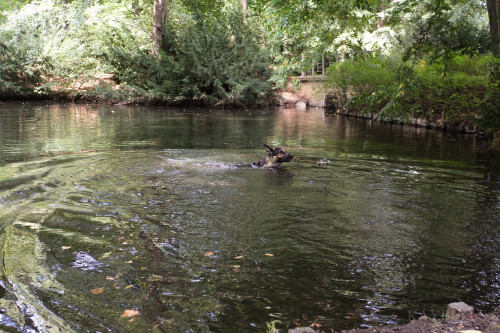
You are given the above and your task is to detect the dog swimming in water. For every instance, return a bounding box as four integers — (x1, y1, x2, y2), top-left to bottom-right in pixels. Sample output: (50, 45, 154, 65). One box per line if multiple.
(253, 144, 294, 168)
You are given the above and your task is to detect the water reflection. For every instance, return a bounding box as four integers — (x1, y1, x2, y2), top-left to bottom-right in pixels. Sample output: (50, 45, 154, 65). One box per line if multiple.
(0, 102, 494, 164)
(0, 102, 499, 332)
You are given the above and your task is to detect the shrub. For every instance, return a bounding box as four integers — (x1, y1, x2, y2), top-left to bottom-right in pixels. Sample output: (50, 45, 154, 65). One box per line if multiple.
(173, 9, 274, 106)
(0, 1, 274, 106)
(325, 52, 494, 125)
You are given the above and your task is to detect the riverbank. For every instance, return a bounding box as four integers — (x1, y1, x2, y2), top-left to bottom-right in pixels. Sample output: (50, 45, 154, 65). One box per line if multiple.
(319, 54, 500, 151)
(2, 86, 499, 153)
(342, 313, 500, 333)
(288, 303, 500, 333)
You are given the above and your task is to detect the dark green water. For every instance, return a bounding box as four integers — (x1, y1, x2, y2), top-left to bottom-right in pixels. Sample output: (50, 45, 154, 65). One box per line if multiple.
(0, 102, 499, 332)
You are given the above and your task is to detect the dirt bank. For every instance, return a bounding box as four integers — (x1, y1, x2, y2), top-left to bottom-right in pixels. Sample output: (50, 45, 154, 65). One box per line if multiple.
(288, 303, 500, 333)
(342, 313, 500, 333)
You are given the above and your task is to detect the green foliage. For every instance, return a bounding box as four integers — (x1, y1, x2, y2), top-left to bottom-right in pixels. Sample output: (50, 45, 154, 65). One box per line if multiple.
(100, 24, 178, 103)
(477, 57, 500, 133)
(266, 320, 282, 333)
(103, 3, 274, 105)
(173, 9, 274, 106)
(0, 0, 150, 97)
(0, 0, 274, 105)
(326, 53, 495, 125)
(326, 57, 395, 94)
(0, 16, 49, 96)
(252, 0, 490, 85)
(389, 0, 490, 61)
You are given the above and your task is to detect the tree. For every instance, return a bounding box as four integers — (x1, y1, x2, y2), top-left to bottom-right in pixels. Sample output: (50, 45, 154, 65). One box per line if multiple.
(240, 0, 247, 19)
(152, 0, 167, 57)
(487, 0, 500, 57)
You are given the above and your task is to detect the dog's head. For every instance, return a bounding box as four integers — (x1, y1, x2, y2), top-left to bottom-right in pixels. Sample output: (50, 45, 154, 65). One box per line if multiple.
(261, 144, 294, 168)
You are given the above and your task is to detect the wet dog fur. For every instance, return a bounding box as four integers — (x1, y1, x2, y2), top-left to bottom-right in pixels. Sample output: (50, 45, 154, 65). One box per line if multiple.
(253, 144, 294, 168)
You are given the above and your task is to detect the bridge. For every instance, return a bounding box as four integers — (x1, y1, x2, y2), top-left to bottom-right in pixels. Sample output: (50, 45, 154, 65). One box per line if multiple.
(291, 75, 329, 108)
(288, 48, 381, 108)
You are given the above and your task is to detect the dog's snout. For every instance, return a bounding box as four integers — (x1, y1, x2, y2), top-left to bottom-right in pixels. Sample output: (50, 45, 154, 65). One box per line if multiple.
(283, 153, 294, 162)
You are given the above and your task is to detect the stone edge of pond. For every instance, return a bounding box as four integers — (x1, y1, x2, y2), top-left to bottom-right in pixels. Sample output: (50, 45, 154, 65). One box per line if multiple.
(286, 303, 500, 333)
(279, 90, 485, 137)
(0, 94, 486, 137)
(336, 110, 484, 137)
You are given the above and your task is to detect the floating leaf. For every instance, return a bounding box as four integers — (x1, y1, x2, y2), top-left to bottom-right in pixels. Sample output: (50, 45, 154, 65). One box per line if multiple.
(99, 252, 112, 260)
(121, 309, 139, 317)
(91, 288, 104, 295)
(147, 275, 163, 282)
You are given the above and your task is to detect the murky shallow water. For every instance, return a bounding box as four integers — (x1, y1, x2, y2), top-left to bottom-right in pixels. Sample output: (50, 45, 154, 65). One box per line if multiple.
(0, 102, 499, 332)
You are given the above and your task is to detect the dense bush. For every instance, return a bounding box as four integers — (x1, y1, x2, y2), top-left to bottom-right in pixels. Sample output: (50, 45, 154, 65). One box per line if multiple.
(0, 1, 143, 98)
(173, 10, 274, 106)
(326, 53, 495, 126)
(0, 2, 54, 96)
(0, 1, 274, 106)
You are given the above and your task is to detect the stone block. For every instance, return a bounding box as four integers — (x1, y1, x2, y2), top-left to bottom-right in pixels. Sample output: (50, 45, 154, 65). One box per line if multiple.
(446, 302, 474, 320)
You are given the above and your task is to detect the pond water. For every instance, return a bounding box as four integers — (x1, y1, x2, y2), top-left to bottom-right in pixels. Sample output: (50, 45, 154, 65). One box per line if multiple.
(0, 102, 499, 332)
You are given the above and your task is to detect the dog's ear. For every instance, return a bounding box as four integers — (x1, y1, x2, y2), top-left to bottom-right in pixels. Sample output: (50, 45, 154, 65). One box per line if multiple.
(264, 144, 274, 154)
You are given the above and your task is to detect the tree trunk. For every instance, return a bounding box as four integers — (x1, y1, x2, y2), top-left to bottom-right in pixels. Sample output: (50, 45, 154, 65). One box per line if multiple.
(487, 0, 500, 57)
(152, 0, 167, 58)
(240, 0, 247, 19)
(376, 2, 384, 29)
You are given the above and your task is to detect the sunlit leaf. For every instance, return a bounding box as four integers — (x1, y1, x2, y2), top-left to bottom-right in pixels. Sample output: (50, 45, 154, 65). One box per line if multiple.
(265, 253, 274, 257)
(204, 252, 214, 256)
(61, 246, 71, 250)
